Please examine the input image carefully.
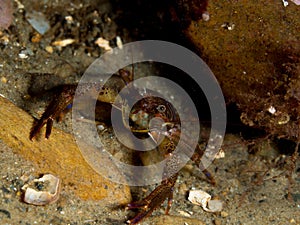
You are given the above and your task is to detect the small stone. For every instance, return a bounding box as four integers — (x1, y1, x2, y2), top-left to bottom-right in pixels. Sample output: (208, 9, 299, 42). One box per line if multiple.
(31, 32, 42, 43)
(19, 53, 28, 59)
(202, 11, 210, 21)
(214, 218, 222, 225)
(97, 124, 105, 131)
(52, 39, 75, 47)
(95, 37, 112, 51)
(65, 15, 74, 24)
(178, 183, 188, 195)
(116, 36, 123, 49)
(23, 94, 31, 100)
(45, 46, 53, 54)
(1, 76, 7, 83)
(0, 35, 9, 45)
(221, 211, 229, 218)
(178, 210, 191, 217)
(207, 199, 223, 212)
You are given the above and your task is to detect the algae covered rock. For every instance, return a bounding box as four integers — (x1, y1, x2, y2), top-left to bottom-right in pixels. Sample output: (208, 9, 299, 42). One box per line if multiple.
(175, 0, 300, 140)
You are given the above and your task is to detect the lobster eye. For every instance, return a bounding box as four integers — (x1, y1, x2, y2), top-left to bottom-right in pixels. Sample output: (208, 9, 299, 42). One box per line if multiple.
(157, 104, 166, 113)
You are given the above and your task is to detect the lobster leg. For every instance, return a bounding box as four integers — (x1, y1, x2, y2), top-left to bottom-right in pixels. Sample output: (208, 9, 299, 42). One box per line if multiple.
(126, 173, 178, 224)
(30, 85, 76, 140)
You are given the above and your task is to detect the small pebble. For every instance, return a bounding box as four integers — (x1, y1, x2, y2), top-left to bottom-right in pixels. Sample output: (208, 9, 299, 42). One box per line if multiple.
(45, 46, 53, 54)
(114, 151, 124, 160)
(31, 32, 42, 43)
(95, 37, 112, 51)
(0, 35, 9, 45)
(65, 15, 74, 24)
(207, 199, 223, 212)
(116, 36, 123, 49)
(1, 76, 7, 83)
(178, 210, 191, 217)
(52, 39, 75, 47)
(178, 183, 188, 195)
(19, 53, 28, 59)
(23, 94, 31, 100)
(221, 211, 229, 218)
(202, 11, 210, 21)
(214, 218, 222, 225)
(97, 124, 105, 131)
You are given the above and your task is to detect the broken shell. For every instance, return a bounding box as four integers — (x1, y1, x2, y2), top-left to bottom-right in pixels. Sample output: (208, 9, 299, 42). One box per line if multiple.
(202, 11, 210, 21)
(116, 36, 123, 49)
(215, 149, 225, 159)
(267, 106, 276, 114)
(23, 174, 61, 205)
(188, 189, 211, 207)
(52, 39, 75, 47)
(188, 190, 223, 212)
(95, 37, 112, 51)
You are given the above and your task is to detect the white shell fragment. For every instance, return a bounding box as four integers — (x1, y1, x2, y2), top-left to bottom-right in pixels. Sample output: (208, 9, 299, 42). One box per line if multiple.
(215, 149, 225, 159)
(188, 190, 223, 212)
(95, 37, 112, 51)
(23, 174, 61, 205)
(202, 11, 210, 21)
(282, 0, 289, 7)
(178, 210, 192, 217)
(116, 36, 123, 49)
(268, 106, 276, 114)
(52, 39, 75, 47)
